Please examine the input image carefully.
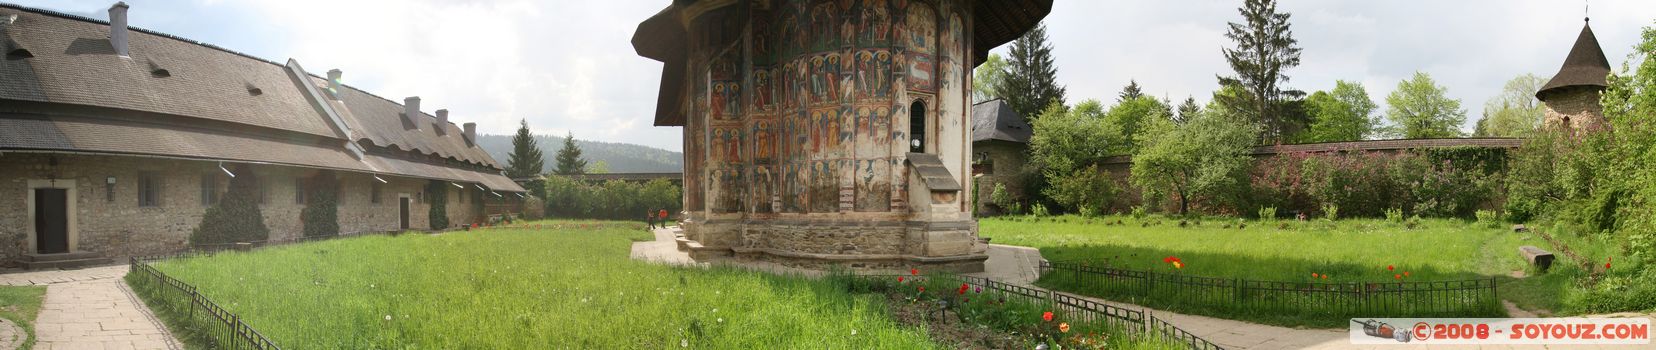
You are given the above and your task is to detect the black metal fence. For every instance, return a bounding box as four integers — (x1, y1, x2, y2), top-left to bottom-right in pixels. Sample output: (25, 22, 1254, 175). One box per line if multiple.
(128, 256, 281, 350)
(1039, 260, 1501, 322)
(1149, 314, 1225, 350)
(862, 273, 1224, 350)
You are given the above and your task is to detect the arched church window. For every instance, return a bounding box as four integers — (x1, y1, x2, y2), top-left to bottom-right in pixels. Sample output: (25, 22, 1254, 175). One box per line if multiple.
(910, 100, 927, 153)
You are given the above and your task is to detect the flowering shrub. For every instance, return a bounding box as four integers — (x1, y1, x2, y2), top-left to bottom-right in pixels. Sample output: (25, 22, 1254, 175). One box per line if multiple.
(1248, 150, 1501, 219)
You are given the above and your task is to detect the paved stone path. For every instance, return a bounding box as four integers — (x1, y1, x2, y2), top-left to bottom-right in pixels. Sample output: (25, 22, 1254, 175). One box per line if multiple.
(0, 265, 180, 350)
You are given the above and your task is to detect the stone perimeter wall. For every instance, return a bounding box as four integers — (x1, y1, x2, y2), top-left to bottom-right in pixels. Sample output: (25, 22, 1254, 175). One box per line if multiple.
(0, 153, 480, 262)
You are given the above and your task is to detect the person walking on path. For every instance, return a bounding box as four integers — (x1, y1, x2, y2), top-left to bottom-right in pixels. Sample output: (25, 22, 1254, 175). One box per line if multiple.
(646, 209, 656, 230)
(658, 209, 670, 228)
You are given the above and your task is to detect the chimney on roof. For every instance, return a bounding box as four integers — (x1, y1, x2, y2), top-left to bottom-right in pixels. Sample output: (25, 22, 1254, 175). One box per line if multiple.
(326, 69, 343, 99)
(435, 109, 450, 134)
(403, 96, 421, 129)
(108, 2, 129, 57)
(463, 122, 477, 145)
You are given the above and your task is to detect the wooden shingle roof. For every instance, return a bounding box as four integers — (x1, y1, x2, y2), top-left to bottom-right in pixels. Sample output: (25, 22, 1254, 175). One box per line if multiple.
(0, 4, 523, 192)
(1537, 19, 1612, 100)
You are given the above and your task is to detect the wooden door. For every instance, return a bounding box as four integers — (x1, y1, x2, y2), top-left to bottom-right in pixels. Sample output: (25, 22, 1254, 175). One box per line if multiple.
(399, 197, 411, 230)
(34, 188, 69, 254)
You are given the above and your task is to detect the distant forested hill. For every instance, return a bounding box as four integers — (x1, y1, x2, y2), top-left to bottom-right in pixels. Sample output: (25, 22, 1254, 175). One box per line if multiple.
(476, 134, 682, 173)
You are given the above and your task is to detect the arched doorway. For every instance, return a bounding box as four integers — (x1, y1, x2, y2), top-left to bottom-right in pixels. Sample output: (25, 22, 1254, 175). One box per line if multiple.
(910, 100, 926, 153)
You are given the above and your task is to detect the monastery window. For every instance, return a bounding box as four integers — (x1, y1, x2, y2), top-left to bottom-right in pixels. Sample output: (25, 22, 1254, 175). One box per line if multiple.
(910, 100, 927, 153)
(294, 177, 307, 205)
(257, 176, 267, 205)
(137, 173, 160, 207)
(371, 181, 382, 204)
(200, 173, 219, 206)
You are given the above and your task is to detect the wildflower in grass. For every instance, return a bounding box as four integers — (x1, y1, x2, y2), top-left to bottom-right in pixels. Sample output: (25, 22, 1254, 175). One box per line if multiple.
(958, 283, 968, 295)
(1404, 271, 1410, 277)
(680, 339, 688, 347)
(1311, 273, 1318, 278)
(1059, 322, 1070, 333)
(1042, 311, 1054, 322)
(974, 286, 981, 293)
(1394, 274, 1402, 280)
(1387, 265, 1395, 271)
(851, 329, 857, 335)
(898, 276, 904, 283)
(918, 286, 925, 293)
(1163, 256, 1183, 269)
(384, 315, 392, 321)
(1321, 274, 1328, 280)
(1606, 257, 1612, 269)
(910, 268, 919, 276)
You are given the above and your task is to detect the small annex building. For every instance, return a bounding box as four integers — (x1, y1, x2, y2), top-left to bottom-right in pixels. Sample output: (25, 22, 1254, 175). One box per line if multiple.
(0, 3, 525, 266)
(968, 99, 1030, 215)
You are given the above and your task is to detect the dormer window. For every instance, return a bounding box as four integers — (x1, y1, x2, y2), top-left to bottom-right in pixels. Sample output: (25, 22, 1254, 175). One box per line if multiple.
(151, 68, 171, 78)
(6, 48, 31, 60)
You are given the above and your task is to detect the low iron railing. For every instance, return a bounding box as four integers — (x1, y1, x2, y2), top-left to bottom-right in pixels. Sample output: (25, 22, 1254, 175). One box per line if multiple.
(128, 256, 281, 350)
(1039, 260, 1501, 322)
(857, 273, 1224, 349)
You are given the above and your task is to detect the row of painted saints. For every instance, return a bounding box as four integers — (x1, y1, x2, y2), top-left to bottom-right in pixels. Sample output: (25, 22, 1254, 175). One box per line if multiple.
(696, 0, 967, 214)
(707, 105, 897, 164)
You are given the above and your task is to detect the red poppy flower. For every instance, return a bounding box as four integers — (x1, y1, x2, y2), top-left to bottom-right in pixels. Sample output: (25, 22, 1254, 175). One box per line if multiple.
(958, 283, 969, 295)
(910, 268, 919, 276)
(1394, 274, 1402, 280)
(1321, 274, 1328, 279)
(1042, 311, 1054, 322)
(918, 286, 925, 293)
(1605, 263, 1612, 269)
(1387, 265, 1395, 271)
(897, 276, 905, 283)
(1404, 271, 1411, 277)
(1311, 273, 1319, 278)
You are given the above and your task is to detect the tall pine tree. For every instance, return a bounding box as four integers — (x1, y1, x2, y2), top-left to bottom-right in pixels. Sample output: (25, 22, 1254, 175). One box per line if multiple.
(553, 132, 588, 175)
(505, 119, 545, 178)
(1118, 80, 1144, 103)
(1002, 22, 1066, 120)
(1175, 96, 1201, 125)
(1218, 0, 1303, 143)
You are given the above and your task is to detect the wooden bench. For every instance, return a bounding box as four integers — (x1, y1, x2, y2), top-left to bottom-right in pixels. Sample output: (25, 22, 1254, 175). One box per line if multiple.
(1519, 245, 1555, 272)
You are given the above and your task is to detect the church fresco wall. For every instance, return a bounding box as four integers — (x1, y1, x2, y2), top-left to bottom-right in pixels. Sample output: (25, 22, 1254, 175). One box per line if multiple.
(676, 0, 978, 267)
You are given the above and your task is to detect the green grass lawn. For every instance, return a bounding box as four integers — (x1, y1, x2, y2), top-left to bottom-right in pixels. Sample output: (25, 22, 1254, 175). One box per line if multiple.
(131, 221, 941, 349)
(979, 215, 1614, 326)
(0, 285, 47, 350)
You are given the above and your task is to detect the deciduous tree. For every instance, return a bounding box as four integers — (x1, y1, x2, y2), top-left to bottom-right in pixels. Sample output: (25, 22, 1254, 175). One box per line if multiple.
(1384, 72, 1467, 139)
(1300, 80, 1378, 142)
(1131, 98, 1259, 215)
(972, 53, 1008, 103)
(1474, 74, 1547, 137)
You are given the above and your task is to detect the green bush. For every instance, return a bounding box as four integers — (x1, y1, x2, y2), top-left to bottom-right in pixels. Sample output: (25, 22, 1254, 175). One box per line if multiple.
(1257, 206, 1277, 221)
(301, 171, 339, 238)
(427, 180, 449, 230)
(541, 176, 680, 220)
(1385, 208, 1405, 223)
(1030, 203, 1050, 217)
(189, 165, 269, 245)
(1475, 210, 1499, 228)
(1321, 204, 1339, 221)
(1044, 164, 1119, 215)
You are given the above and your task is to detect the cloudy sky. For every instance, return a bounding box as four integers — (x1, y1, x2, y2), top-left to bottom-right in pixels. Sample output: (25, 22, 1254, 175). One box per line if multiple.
(15, 0, 1656, 151)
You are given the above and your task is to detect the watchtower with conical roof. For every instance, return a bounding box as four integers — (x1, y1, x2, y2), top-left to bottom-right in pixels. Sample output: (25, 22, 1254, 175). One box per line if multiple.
(1536, 18, 1613, 131)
